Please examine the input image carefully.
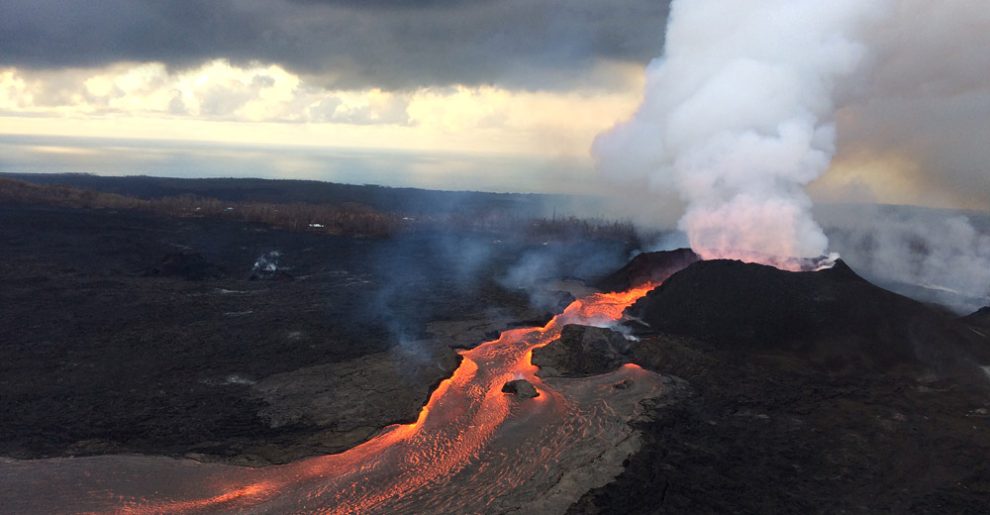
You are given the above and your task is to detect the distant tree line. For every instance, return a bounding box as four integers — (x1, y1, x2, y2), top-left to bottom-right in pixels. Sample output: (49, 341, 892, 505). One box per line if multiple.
(0, 177, 639, 244)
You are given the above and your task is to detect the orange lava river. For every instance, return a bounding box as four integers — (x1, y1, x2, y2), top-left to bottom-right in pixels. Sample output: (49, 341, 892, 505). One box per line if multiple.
(0, 284, 664, 514)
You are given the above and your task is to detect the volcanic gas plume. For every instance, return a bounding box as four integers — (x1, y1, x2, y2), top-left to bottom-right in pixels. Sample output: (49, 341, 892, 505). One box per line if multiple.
(594, 0, 888, 266)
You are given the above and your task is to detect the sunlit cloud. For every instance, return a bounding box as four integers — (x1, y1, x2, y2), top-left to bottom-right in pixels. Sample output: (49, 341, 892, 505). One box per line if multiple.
(0, 60, 643, 160)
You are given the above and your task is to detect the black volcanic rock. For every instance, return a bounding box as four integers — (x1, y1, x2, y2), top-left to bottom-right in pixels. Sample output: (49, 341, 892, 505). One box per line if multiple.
(0, 204, 544, 466)
(145, 252, 226, 280)
(962, 306, 990, 330)
(572, 258, 990, 513)
(629, 259, 990, 379)
(533, 325, 632, 377)
(502, 379, 539, 398)
(249, 270, 295, 281)
(595, 248, 699, 292)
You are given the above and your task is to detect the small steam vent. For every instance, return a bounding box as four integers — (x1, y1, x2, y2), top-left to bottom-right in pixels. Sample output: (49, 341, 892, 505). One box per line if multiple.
(250, 251, 294, 281)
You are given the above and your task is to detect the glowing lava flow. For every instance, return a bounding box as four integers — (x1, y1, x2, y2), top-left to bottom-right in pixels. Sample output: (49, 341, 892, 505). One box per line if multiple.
(0, 283, 661, 514)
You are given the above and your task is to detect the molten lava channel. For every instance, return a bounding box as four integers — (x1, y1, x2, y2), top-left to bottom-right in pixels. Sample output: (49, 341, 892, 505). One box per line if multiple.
(1, 283, 662, 514)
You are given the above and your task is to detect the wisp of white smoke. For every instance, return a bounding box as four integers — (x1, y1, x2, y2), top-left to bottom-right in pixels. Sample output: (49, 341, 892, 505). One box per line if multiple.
(594, 0, 888, 268)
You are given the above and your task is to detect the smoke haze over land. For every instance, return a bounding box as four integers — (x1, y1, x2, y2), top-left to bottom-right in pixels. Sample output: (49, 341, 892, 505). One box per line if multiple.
(818, 204, 990, 313)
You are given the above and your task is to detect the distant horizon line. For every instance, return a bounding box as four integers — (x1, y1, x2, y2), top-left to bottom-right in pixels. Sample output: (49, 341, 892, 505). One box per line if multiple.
(4, 170, 988, 217)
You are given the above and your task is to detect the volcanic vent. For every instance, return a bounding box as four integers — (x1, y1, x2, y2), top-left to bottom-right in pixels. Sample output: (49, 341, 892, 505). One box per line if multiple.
(626, 256, 990, 382)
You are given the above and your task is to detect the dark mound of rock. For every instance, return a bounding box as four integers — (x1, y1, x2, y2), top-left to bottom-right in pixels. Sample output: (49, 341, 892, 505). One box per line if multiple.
(249, 269, 295, 281)
(145, 252, 226, 280)
(533, 325, 632, 377)
(595, 248, 699, 292)
(962, 306, 990, 330)
(629, 259, 990, 379)
(572, 258, 990, 513)
(534, 324, 715, 383)
(502, 379, 539, 398)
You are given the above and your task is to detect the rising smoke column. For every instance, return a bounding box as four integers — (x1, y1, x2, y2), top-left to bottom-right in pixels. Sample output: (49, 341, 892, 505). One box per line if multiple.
(595, 0, 887, 265)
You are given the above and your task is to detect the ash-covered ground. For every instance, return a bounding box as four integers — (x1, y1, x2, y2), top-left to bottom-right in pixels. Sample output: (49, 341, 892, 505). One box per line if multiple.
(0, 202, 629, 465)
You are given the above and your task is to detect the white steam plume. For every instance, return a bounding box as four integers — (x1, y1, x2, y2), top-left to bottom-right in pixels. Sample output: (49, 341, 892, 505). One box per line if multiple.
(594, 0, 888, 267)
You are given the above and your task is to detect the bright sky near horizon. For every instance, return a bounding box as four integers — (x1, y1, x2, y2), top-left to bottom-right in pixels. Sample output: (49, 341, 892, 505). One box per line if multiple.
(1, 0, 988, 212)
(0, 59, 645, 195)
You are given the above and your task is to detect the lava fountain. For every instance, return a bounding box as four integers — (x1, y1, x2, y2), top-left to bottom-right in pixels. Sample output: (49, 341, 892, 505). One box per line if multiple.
(0, 284, 668, 514)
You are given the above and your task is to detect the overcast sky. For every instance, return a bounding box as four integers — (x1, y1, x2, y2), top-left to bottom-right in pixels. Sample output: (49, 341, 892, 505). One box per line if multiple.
(0, 0, 987, 213)
(1, 0, 667, 89)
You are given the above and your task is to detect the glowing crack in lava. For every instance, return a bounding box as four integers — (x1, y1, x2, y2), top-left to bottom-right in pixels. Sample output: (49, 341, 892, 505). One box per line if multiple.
(0, 284, 668, 514)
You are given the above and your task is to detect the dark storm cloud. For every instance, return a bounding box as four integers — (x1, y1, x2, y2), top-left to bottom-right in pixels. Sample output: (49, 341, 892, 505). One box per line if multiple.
(0, 0, 669, 89)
